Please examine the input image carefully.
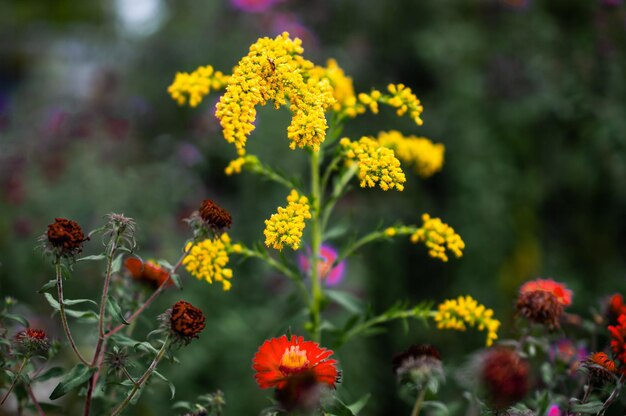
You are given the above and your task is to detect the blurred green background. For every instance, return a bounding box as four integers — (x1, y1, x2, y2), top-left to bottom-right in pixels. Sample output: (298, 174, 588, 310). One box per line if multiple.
(1, 0, 626, 414)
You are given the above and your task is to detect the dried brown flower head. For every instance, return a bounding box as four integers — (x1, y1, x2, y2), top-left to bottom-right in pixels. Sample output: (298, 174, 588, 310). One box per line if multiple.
(516, 290, 563, 329)
(392, 344, 444, 391)
(482, 348, 529, 410)
(170, 300, 206, 342)
(583, 352, 618, 386)
(199, 199, 232, 231)
(46, 217, 88, 258)
(14, 328, 50, 356)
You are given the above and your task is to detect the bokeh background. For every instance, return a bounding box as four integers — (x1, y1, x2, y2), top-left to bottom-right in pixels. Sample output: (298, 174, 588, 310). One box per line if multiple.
(1, 0, 626, 414)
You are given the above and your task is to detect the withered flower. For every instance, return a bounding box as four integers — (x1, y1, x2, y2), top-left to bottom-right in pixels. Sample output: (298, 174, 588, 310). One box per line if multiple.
(582, 352, 618, 386)
(14, 328, 50, 356)
(392, 344, 444, 391)
(46, 217, 88, 258)
(199, 199, 232, 231)
(516, 290, 563, 329)
(169, 300, 206, 343)
(481, 348, 529, 410)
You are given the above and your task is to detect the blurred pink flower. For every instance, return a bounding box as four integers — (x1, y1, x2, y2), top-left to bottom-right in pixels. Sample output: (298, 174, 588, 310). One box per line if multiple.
(298, 244, 346, 286)
(230, 0, 279, 13)
(546, 404, 561, 416)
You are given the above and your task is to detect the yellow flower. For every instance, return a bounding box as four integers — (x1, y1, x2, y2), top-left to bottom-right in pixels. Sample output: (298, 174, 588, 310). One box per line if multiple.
(340, 137, 406, 191)
(358, 90, 382, 114)
(264, 190, 312, 250)
(410, 213, 465, 262)
(377, 130, 445, 178)
(385, 227, 397, 237)
(183, 234, 235, 291)
(224, 155, 259, 176)
(168, 65, 229, 107)
(311, 59, 365, 118)
(385, 83, 424, 126)
(215, 32, 335, 155)
(434, 295, 500, 347)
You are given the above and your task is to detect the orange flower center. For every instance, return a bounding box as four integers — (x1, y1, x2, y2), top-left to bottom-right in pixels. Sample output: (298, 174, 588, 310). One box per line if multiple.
(279, 346, 309, 374)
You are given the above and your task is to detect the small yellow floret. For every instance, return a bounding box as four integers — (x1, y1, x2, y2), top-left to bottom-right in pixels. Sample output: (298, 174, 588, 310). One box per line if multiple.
(433, 295, 500, 347)
(183, 234, 235, 291)
(377, 130, 445, 178)
(385, 83, 424, 126)
(410, 213, 465, 262)
(340, 137, 406, 191)
(264, 190, 312, 251)
(385, 227, 397, 237)
(168, 65, 229, 108)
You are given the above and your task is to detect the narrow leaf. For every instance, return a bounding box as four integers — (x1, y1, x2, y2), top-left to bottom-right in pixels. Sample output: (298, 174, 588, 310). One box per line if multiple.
(106, 297, 129, 325)
(35, 367, 64, 382)
(37, 280, 57, 293)
(3, 313, 29, 327)
(326, 290, 362, 314)
(49, 364, 95, 400)
(77, 254, 107, 262)
(153, 370, 176, 399)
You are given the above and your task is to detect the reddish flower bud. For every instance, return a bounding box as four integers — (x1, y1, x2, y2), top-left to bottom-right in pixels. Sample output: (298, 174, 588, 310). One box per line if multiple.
(170, 300, 206, 342)
(46, 217, 88, 258)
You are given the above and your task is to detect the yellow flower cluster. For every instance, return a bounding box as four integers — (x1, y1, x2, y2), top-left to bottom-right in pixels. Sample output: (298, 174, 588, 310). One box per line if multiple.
(340, 137, 406, 191)
(215, 32, 334, 155)
(377, 130, 445, 178)
(384, 84, 424, 126)
(264, 190, 312, 250)
(410, 214, 465, 262)
(358, 90, 382, 114)
(168, 65, 229, 108)
(224, 155, 259, 176)
(310, 59, 364, 118)
(183, 234, 236, 291)
(434, 295, 500, 347)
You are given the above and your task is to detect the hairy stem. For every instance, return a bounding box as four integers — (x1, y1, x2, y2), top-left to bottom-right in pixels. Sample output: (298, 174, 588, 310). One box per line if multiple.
(1, 356, 28, 405)
(26, 384, 46, 416)
(106, 248, 189, 337)
(55, 262, 89, 365)
(110, 337, 170, 416)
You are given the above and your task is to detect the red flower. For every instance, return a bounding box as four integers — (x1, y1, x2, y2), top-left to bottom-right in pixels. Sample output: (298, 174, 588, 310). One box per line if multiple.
(252, 335, 338, 390)
(482, 348, 529, 409)
(609, 314, 626, 364)
(520, 278, 572, 306)
(607, 294, 626, 325)
(124, 258, 173, 288)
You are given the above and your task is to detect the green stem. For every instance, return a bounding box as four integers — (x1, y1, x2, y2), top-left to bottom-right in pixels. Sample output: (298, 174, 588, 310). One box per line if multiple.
(1, 356, 28, 405)
(411, 389, 426, 416)
(309, 150, 323, 342)
(320, 164, 357, 233)
(55, 262, 89, 366)
(110, 336, 170, 416)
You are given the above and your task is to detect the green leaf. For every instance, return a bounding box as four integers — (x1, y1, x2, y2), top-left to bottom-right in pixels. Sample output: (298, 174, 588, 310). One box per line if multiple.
(569, 400, 604, 413)
(37, 280, 57, 293)
(347, 394, 370, 415)
(3, 313, 29, 327)
(77, 254, 107, 262)
(326, 290, 362, 314)
(35, 367, 65, 382)
(49, 364, 95, 400)
(423, 401, 449, 415)
(170, 273, 183, 290)
(153, 370, 175, 399)
(43, 293, 97, 310)
(111, 253, 124, 274)
(322, 397, 355, 416)
(134, 341, 159, 355)
(106, 297, 129, 325)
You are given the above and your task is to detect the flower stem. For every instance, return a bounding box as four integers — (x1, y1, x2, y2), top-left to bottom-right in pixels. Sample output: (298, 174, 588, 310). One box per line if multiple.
(1, 355, 28, 405)
(106, 247, 189, 338)
(55, 262, 89, 366)
(309, 150, 323, 342)
(110, 336, 170, 416)
(26, 383, 46, 416)
(410, 389, 426, 416)
(598, 374, 624, 416)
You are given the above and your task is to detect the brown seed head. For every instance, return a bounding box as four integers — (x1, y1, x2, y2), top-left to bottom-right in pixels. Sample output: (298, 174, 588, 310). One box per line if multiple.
(170, 300, 206, 341)
(482, 348, 529, 409)
(199, 199, 232, 231)
(46, 218, 88, 257)
(516, 290, 563, 329)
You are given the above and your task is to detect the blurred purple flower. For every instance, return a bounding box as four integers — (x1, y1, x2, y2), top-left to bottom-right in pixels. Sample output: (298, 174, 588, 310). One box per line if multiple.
(549, 339, 587, 375)
(177, 142, 202, 166)
(230, 0, 280, 13)
(546, 404, 561, 416)
(298, 244, 346, 286)
(270, 13, 318, 49)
